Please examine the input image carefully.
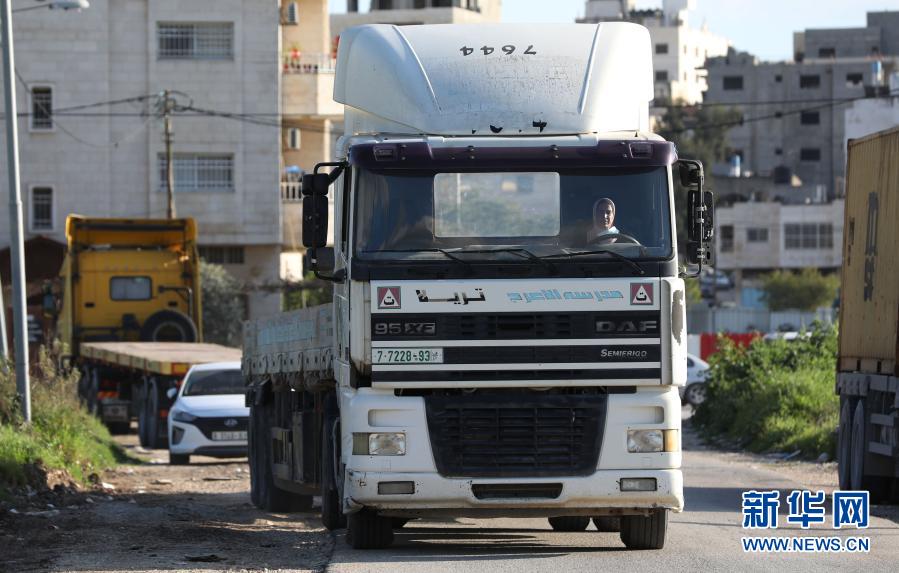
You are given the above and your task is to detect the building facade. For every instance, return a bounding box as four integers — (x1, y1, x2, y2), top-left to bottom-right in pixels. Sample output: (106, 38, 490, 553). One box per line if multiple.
(0, 0, 283, 320)
(331, 0, 501, 42)
(578, 0, 729, 104)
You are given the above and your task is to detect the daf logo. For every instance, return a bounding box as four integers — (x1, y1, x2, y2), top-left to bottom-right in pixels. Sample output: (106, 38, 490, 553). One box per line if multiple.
(596, 320, 659, 334)
(224, 418, 239, 428)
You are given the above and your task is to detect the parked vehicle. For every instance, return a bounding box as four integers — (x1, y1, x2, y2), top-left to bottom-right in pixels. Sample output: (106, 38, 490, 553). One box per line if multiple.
(243, 22, 715, 550)
(836, 126, 899, 501)
(55, 216, 239, 445)
(681, 354, 710, 406)
(167, 362, 248, 465)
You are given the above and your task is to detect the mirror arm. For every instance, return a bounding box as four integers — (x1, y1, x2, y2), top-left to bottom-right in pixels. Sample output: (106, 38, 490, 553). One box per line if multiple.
(315, 268, 346, 283)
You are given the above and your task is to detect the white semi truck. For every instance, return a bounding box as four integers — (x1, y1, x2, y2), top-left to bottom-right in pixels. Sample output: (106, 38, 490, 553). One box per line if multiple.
(243, 22, 713, 550)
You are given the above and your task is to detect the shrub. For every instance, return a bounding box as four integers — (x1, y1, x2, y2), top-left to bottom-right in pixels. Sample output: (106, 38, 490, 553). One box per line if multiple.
(691, 323, 839, 457)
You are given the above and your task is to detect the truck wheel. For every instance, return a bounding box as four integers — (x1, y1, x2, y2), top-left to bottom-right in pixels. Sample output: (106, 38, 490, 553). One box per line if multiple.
(620, 509, 667, 550)
(837, 397, 855, 490)
(139, 310, 198, 343)
(144, 378, 161, 449)
(592, 516, 621, 532)
(321, 418, 346, 530)
(548, 516, 590, 531)
(257, 399, 313, 512)
(850, 400, 891, 502)
(346, 509, 394, 549)
(248, 403, 261, 508)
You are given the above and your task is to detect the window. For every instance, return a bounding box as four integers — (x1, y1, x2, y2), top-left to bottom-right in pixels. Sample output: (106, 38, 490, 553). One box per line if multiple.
(159, 154, 234, 193)
(655, 70, 669, 82)
(110, 277, 152, 301)
(198, 246, 245, 265)
(818, 47, 836, 58)
(687, 357, 695, 367)
(30, 187, 53, 231)
(655, 43, 668, 54)
(846, 72, 863, 86)
(800, 148, 821, 161)
(784, 223, 833, 250)
(747, 228, 768, 243)
(288, 128, 301, 150)
(157, 23, 233, 59)
(286, 2, 298, 24)
(723, 76, 743, 90)
(720, 225, 734, 252)
(800, 111, 820, 125)
(799, 74, 820, 89)
(775, 74, 782, 83)
(31, 86, 52, 130)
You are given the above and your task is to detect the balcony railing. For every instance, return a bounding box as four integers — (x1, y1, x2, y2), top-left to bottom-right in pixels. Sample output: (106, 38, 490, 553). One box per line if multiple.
(282, 52, 337, 74)
(281, 181, 302, 202)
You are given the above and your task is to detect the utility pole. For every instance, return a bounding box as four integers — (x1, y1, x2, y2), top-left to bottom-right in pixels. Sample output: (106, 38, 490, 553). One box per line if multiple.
(162, 90, 176, 219)
(1, 0, 31, 421)
(0, 276, 7, 361)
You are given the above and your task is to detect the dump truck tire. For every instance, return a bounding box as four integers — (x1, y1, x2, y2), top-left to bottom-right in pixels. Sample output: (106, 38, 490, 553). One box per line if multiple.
(620, 510, 668, 550)
(139, 310, 197, 343)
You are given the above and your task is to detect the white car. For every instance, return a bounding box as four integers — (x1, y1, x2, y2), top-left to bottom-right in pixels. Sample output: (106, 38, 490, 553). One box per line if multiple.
(681, 353, 710, 406)
(167, 362, 248, 465)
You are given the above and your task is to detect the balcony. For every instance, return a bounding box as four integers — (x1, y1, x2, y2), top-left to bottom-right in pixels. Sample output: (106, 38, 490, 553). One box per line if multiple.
(282, 51, 337, 75)
(282, 53, 343, 117)
(281, 181, 302, 203)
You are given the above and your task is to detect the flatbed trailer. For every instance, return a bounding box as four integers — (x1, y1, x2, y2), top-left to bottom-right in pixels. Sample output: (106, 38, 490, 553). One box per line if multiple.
(79, 341, 240, 446)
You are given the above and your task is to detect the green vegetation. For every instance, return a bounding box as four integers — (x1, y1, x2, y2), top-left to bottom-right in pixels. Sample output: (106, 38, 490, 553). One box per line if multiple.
(691, 324, 839, 458)
(201, 261, 246, 347)
(284, 272, 333, 311)
(0, 349, 119, 491)
(760, 268, 839, 311)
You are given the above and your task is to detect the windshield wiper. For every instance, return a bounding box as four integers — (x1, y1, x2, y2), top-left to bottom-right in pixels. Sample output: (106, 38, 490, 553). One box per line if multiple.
(543, 249, 646, 275)
(454, 247, 557, 273)
(361, 248, 473, 268)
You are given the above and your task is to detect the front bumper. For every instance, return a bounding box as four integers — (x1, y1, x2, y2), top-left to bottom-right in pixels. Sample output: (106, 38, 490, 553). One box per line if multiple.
(169, 420, 247, 457)
(343, 468, 683, 517)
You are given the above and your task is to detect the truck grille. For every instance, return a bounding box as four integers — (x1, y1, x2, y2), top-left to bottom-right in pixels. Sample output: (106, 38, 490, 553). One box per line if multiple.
(424, 394, 606, 478)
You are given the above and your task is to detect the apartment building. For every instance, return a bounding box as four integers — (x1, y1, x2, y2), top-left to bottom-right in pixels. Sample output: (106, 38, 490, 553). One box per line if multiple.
(331, 0, 501, 41)
(0, 0, 282, 319)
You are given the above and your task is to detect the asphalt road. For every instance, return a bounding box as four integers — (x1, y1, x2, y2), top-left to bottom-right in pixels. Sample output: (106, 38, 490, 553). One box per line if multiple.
(327, 423, 899, 573)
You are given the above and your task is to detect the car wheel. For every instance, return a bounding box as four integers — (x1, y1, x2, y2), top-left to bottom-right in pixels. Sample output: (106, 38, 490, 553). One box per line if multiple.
(685, 383, 707, 406)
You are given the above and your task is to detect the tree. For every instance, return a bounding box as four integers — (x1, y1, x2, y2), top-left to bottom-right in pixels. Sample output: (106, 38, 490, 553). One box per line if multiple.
(200, 262, 246, 347)
(655, 101, 743, 250)
(760, 269, 839, 312)
(283, 272, 333, 311)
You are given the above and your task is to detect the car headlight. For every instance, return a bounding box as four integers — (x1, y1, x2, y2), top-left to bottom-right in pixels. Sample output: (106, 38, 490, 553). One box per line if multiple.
(172, 410, 197, 423)
(352, 432, 406, 455)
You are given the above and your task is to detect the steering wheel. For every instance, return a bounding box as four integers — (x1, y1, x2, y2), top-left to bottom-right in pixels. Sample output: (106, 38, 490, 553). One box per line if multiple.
(588, 232, 641, 245)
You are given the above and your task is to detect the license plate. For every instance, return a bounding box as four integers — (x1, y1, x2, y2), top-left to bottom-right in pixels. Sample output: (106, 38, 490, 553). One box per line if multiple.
(212, 431, 247, 441)
(373, 348, 443, 364)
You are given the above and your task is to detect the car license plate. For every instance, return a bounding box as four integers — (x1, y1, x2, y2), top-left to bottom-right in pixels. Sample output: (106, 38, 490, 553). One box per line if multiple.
(373, 348, 443, 365)
(212, 431, 247, 441)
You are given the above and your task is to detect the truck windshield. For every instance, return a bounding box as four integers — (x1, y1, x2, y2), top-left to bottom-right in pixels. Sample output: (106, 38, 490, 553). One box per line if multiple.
(182, 370, 244, 397)
(355, 167, 672, 261)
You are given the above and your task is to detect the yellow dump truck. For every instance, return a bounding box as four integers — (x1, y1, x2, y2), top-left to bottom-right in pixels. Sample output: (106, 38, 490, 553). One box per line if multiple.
(58, 216, 239, 446)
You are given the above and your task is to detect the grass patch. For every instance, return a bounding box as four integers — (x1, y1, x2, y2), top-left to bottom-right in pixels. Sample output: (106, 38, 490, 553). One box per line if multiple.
(691, 324, 839, 458)
(0, 347, 120, 491)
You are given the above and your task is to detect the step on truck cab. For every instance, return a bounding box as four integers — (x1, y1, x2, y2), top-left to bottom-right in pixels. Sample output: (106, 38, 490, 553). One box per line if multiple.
(242, 22, 714, 550)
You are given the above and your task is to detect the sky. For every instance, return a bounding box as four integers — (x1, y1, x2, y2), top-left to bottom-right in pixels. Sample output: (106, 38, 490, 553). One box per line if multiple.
(327, 0, 898, 62)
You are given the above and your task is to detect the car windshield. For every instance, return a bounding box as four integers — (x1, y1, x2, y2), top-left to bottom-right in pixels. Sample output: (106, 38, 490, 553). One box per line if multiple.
(354, 167, 672, 262)
(182, 369, 244, 397)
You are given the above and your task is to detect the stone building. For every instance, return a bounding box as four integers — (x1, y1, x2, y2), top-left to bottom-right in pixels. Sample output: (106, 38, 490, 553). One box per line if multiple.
(331, 0, 501, 42)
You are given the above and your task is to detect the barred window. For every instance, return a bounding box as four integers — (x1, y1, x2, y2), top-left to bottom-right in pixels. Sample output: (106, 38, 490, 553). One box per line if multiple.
(784, 223, 833, 250)
(720, 225, 734, 252)
(31, 187, 53, 231)
(157, 23, 233, 60)
(198, 246, 245, 265)
(746, 227, 768, 243)
(286, 2, 298, 24)
(31, 87, 52, 130)
(723, 76, 743, 90)
(159, 154, 234, 193)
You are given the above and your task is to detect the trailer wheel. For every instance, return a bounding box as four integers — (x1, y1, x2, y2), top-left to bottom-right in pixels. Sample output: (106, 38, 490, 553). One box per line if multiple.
(256, 398, 313, 512)
(321, 417, 346, 530)
(139, 310, 197, 343)
(548, 516, 590, 531)
(346, 509, 394, 549)
(592, 516, 621, 532)
(837, 397, 855, 490)
(850, 400, 891, 502)
(620, 509, 668, 550)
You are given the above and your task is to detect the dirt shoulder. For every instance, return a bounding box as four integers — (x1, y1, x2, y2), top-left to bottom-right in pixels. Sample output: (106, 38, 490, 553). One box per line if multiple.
(1, 434, 332, 573)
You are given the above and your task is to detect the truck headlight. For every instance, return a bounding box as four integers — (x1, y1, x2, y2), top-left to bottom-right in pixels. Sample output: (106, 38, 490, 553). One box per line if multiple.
(172, 411, 197, 423)
(627, 429, 663, 453)
(353, 432, 406, 455)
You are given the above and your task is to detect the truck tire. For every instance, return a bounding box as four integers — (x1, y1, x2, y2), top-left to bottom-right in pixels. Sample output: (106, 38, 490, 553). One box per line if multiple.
(346, 509, 394, 549)
(139, 310, 198, 343)
(620, 509, 667, 550)
(321, 417, 346, 530)
(248, 402, 262, 508)
(142, 378, 166, 449)
(837, 397, 855, 490)
(592, 516, 621, 532)
(850, 400, 891, 502)
(548, 516, 590, 531)
(256, 398, 313, 512)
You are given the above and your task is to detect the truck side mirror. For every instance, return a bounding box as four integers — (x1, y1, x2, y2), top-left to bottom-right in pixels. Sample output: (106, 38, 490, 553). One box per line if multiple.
(301, 173, 330, 196)
(679, 159, 714, 267)
(302, 195, 329, 248)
